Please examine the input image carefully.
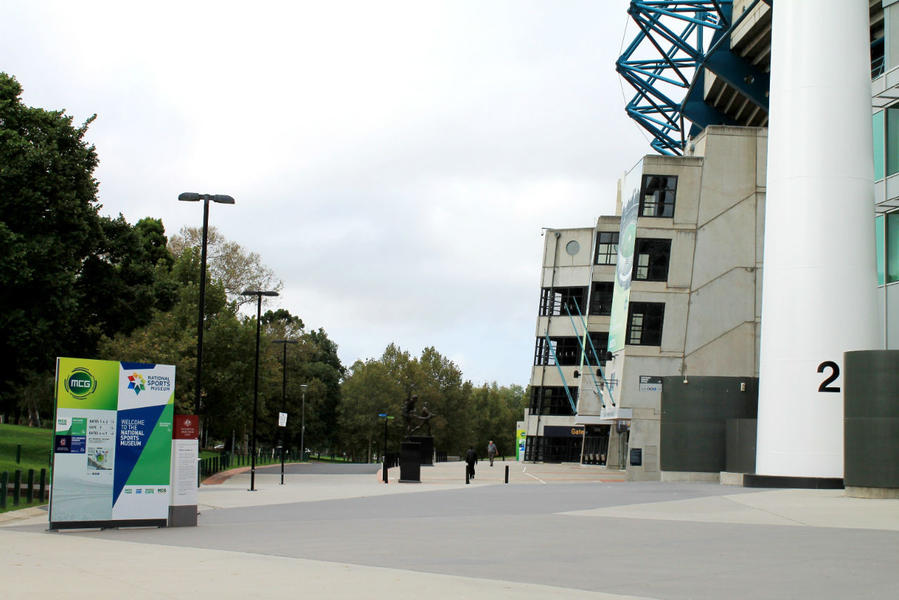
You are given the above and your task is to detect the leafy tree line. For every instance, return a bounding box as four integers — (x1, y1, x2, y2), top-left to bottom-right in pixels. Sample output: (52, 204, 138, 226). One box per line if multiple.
(0, 72, 526, 459)
(0, 72, 343, 452)
(339, 344, 526, 461)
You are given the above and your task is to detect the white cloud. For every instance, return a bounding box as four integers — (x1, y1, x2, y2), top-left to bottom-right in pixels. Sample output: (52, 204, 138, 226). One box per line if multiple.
(2, 0, 649, 385)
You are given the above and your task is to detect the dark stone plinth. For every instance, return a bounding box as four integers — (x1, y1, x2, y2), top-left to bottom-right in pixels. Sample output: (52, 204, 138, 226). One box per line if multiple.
(399, 441, 421, 483)
(407, 435, 434, 466)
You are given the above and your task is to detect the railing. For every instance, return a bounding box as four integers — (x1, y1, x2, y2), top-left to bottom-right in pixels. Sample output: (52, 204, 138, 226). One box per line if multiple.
(198, 449, 307, 480)
(1, 468, 48, 510)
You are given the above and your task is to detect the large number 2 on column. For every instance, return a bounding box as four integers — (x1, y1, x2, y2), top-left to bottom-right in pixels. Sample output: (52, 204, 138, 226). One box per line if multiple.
(817, 361, 841, 393)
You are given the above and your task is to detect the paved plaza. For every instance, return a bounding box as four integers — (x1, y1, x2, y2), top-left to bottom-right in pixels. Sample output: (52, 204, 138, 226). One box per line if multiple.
(2, 460, 898, 599)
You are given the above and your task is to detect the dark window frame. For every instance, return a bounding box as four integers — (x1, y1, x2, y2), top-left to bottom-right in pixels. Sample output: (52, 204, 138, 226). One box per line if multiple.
(539, 286, 588, 316)
(529, 386, 578, 416)
(639, 175, 677, 218)
(589, 281, 614, 316)
(533, 336, 583, 366)
(595, 231, 619, 265)
(632, 238, 672, 282)
(627, 302, 665, 346)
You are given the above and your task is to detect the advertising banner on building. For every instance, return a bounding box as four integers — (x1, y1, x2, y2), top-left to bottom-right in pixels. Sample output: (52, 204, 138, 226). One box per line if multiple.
(50, 358, 175, 529)
(516, 427, 526, 461)
(608, 160, 643, 352)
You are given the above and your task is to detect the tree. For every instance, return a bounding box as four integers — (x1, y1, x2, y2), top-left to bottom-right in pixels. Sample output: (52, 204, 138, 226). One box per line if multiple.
(168, 226, 282, 306)
(0, 72, 102, 420)
(73, 216, 178, 356)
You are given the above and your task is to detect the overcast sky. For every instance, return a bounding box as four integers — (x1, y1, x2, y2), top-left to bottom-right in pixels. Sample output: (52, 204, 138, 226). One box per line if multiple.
(2, 1, 649, 386)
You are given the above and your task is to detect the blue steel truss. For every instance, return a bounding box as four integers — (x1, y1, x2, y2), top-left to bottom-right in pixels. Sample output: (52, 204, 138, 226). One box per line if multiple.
(616, 0, 771, 155)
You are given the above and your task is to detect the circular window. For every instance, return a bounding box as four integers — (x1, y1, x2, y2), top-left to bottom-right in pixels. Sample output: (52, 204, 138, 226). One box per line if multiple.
(565, 240, 580, 256)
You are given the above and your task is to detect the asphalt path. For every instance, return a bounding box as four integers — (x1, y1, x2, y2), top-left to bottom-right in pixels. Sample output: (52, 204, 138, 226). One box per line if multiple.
(10, 466, 898, 599)
(253, 461, 381, 475)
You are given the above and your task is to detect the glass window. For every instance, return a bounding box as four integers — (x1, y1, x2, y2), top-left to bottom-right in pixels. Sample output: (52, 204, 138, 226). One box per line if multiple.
(595, 232, 618, 265)
(876, 215, 885, 286)
(640, 175, 677, 218)
(633, 238, 672, 281)
(539, 287, 587, 316)
(874, 111, 885, 181)
(888, 211, 899, 283)
(529, 387, 577, 416)
(627, 302, 665, 346)
(887, 108, 899, 177)
(589, 282, 614, 316)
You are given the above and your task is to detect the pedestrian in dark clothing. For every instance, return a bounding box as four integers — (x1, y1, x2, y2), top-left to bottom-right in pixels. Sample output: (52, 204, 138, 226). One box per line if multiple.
(465, 446, 477, 480)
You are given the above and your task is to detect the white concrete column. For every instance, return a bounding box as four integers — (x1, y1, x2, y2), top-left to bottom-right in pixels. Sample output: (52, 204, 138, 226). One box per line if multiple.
(756, 0, 879, 478)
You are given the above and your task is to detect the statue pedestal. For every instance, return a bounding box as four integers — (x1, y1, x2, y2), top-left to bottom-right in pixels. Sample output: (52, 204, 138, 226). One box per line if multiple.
(399, 441, 421, 483)
(407, 435, 434, 466)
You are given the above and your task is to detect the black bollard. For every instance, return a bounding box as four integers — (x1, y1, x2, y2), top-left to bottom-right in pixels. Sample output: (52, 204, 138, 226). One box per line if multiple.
(465, 464, 470, 484)
(505, 464, 509, 484)
(26, 469, 34, 503)
(13, 470, 21, 506)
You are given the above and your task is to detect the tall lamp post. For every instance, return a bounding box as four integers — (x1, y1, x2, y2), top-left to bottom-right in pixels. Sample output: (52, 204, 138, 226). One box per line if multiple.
(178, 192, 235, 424)
(379, 413, 394, 483)
(242, 289, 279, 492)
(299, 384, 308, 461)
(272, 339, 297, 485)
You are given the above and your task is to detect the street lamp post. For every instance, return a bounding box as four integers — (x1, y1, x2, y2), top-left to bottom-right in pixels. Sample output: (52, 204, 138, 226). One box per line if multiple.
(178, 192, 235, 422)
(379, 413, 394, 483)
(299, 384, 308, 461)
(272, 339, 297, 485)
(242, 289, 279, 492)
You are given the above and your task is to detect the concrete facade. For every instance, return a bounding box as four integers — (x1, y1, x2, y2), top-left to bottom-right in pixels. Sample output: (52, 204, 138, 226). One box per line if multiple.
(524, 127, 767, 479)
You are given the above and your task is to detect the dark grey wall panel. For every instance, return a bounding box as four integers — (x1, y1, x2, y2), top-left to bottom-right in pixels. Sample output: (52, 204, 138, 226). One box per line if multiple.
(660, 377, 758, 473)
(725, 419, 756, 474)
(844, 350, 899, 489)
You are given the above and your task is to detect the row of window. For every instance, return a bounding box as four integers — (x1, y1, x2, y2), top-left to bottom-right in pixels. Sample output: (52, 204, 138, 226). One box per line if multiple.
(533, 301, 665, 366)
(539, 283, 614, 317)
(593, 174, 679, 265)
(534, 333, 610, 366)
(528, 386, 577, 416)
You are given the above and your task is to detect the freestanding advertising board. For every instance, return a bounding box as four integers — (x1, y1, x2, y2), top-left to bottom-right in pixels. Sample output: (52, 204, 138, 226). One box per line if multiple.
(50, 357, 175, 529)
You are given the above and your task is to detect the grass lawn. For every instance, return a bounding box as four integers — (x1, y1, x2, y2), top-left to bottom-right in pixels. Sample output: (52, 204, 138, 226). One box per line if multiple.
(0, 423, 53, 475)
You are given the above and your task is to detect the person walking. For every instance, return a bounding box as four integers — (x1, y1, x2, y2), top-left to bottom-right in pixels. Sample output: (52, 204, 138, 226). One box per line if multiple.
(465, 446, 477, 480)
(487, 440, 498, 466)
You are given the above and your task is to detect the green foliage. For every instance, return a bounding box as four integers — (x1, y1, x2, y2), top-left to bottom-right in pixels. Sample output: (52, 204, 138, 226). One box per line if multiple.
(337, 344, 525, 461)
(0, 423, 52, 474)
(0, 73, 102, 402)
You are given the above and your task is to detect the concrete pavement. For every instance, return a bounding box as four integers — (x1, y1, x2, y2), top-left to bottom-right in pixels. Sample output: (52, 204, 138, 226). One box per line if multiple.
(2, 460, 898, 599)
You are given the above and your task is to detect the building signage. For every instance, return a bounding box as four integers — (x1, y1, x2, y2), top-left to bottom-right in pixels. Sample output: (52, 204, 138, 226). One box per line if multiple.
(50, 357, 174, 529)
(543, 425, 586, 438)
(516, 428, 526, 461)
(608, 160, 643, 353)
(639, 375, 663, 392)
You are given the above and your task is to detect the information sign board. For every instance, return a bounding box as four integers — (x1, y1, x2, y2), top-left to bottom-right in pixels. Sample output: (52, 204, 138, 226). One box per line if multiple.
(50, 358, 175, 529)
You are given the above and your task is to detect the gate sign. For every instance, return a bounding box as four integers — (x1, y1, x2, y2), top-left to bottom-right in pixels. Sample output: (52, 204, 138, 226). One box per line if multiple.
(50, 357, 175, 529)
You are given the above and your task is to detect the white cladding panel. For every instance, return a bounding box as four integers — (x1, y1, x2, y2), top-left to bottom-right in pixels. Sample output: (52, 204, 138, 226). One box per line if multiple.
(756, 0, 879, 477)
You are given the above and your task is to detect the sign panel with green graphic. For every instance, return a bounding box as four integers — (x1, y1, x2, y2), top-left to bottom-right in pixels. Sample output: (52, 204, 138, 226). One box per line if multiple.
(608, 160, 643, 352)
(50, 357, 175, 529)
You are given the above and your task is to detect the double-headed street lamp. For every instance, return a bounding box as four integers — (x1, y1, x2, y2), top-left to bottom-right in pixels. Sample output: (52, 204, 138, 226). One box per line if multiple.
(242, 289, 279, 492)
(272, 339, 298, 485)
(178, 192, 235, 419)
